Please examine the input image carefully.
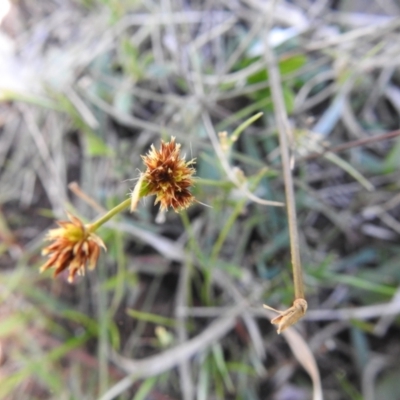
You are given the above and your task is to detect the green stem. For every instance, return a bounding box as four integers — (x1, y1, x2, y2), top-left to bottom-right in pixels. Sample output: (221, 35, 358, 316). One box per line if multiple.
(230, 112, 263, 143)
(86, 198, 131, 233)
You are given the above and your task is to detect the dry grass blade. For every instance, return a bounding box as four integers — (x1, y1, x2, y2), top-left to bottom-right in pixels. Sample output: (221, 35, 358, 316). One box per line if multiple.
(3, 0, 400, 399)
(362, 355, 390, 400)
(305, 290, 400, 321)
(281, 327, 323, 400)
(175, 257, 194, 400)
(103, 301, 249, 400)
(213, 269, 266, 360)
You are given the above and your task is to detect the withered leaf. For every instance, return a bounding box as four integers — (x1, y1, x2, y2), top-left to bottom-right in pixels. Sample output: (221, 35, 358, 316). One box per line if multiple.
(263, 298, 308, 334)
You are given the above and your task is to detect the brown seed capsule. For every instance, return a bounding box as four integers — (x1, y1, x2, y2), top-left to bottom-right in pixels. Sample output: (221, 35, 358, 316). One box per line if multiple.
(40, 212, 106, 283)
(139, 137, 196, 212)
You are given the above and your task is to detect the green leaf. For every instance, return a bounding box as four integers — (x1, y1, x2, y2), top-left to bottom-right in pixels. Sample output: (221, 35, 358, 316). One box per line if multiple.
(85, 131, 114, 157)
(279, 54, 307, 75)
(126, 308, 177, 328)
(246, 54, 307, 86)
(0, 314, 26, 338)
(113, 89, 134, 115)
(212, 344, 234, 392)
(132, 376, 158, 400)
(383, 138, 400, 173)
(282, 85, 295, 114)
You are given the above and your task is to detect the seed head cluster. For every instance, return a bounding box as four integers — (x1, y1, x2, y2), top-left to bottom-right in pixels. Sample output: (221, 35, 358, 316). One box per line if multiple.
(40, 137, 196, 283)
(141, 137, 196, 212)
(40, 213, 106, 283)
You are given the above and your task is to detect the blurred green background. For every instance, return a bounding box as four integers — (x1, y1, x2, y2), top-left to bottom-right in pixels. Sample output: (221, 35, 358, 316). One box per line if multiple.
(1, 0, 400, 399)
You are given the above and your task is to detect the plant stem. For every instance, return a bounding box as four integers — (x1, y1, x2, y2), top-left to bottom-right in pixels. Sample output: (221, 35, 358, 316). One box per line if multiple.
(263, 6, 304, 300)
(87, 198, 131, 233)
(230, 111, 263, 142)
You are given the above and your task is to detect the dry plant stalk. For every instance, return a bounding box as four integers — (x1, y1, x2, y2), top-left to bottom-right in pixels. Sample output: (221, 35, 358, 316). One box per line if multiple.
(262, 4, 307, 333)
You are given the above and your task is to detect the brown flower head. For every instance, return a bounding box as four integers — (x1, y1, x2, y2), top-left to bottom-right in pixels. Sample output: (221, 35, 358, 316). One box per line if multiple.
(139, 137, 196, 212)
(40, 213, 106, 283)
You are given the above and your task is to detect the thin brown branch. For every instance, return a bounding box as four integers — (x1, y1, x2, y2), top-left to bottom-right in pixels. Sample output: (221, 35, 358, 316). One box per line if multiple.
(304, 129, 400, 161)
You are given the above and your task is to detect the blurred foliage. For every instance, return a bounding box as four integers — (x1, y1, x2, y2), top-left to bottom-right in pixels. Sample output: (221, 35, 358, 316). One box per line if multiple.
(1, 0, 400, 399)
